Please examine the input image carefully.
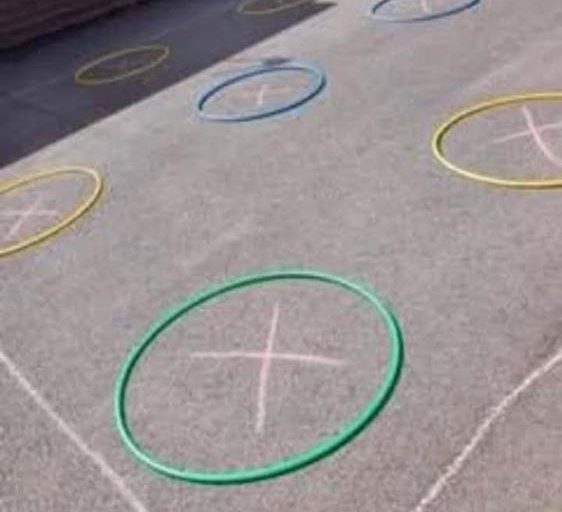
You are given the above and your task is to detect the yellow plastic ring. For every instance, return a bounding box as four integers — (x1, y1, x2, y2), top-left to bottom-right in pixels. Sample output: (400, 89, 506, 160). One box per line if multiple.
(0, 166, 103, 258)
(237, 0, 312, 15)
(432, 92, 562, 189)
(74, 45, 170, 86)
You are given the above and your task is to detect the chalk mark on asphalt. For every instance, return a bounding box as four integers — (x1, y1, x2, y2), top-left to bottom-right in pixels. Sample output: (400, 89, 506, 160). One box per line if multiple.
(234, 84, 294, 108)
(189, 302, 345, 434)
(1, 195, 57, 241)
(487, 106, 562, 169)
(420, 0, 431, 14)
(0, 348, 149, 512)
(409, 345, 562, 512)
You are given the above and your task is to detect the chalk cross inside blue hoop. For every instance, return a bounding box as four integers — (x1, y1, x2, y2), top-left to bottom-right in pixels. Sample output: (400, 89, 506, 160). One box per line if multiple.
(371, 0, 481, 23)
(196, 62, 326, 122)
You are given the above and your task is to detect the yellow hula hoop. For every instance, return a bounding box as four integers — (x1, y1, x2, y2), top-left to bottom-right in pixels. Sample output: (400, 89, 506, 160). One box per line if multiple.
(74, 45, 170, 86)
(0, 166, 103, 258)
(237, 0, 312, 15)
(432, 92, 562, 189)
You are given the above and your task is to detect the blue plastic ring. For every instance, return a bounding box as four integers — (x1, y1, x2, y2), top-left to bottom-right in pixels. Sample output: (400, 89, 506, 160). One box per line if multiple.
(196, 62, 326, 122)
(371, 0, 481, 23)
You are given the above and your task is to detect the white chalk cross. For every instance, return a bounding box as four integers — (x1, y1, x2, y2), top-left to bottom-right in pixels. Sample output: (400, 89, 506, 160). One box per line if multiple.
(235, 83, 295, 108)
(111, 59, 133, 74)
(189, 303, 345, 434)
(420, 0, 432, 14)
(105, 53, 151, 75)
(1, 195, 57, 241)
(488, 105, 562, 168)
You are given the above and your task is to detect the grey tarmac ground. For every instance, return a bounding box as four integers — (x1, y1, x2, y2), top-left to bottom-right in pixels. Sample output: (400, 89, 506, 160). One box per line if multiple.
(1, 0, 562, 511)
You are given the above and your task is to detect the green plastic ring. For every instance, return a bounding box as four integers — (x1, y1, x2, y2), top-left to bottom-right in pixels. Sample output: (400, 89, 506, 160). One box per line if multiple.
(114, 269, 404, 485)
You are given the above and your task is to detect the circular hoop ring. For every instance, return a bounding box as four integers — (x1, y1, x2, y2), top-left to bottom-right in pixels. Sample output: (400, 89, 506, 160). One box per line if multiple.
(237, 0, 312, 15)
(114, 269, 404, 485)
(0, 166, 103, 257)
(196, 62, 326, 122)
(74, 45, 170, 86)
(432, 92, 562, 189)
(371, 0, 480, 22)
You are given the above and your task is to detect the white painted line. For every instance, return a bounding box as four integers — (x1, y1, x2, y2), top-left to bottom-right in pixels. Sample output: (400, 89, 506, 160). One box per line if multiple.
(410, 345, 562, 512)
(0, 348, 149, 512)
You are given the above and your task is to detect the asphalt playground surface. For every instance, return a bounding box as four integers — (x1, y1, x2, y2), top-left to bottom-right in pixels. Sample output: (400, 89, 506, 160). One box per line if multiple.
(1, 0, 562, 511)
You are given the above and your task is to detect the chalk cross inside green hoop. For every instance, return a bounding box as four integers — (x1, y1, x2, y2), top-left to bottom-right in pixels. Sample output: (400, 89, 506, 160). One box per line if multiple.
(114, 269, 404, 485)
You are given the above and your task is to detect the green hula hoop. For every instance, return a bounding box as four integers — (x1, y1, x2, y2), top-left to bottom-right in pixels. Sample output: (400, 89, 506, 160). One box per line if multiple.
(114, 269, 404, 485)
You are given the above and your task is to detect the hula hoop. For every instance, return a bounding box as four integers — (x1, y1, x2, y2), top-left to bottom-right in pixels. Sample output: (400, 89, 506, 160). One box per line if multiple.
(114, 269, 404, 485)
(75, 45, 169, 86)
(0, 166, 103, 258)
(432, 92, 562, 189)
(196, 62, 326, 122)
(237, 0, 313, 15)
(371, 0, 480, 22)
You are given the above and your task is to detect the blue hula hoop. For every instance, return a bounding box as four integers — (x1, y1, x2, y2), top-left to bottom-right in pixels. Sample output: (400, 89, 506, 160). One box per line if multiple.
(371, 0, 481, 23)
(196, 62, 326, 122)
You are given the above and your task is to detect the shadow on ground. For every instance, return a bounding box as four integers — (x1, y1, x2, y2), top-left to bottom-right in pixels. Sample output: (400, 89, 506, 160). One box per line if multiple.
(0, 0, 333, 167)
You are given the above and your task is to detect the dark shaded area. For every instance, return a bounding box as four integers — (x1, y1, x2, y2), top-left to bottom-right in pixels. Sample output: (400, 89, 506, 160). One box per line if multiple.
(0, 0, 140, 49)
(0, 0, 333, 167)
